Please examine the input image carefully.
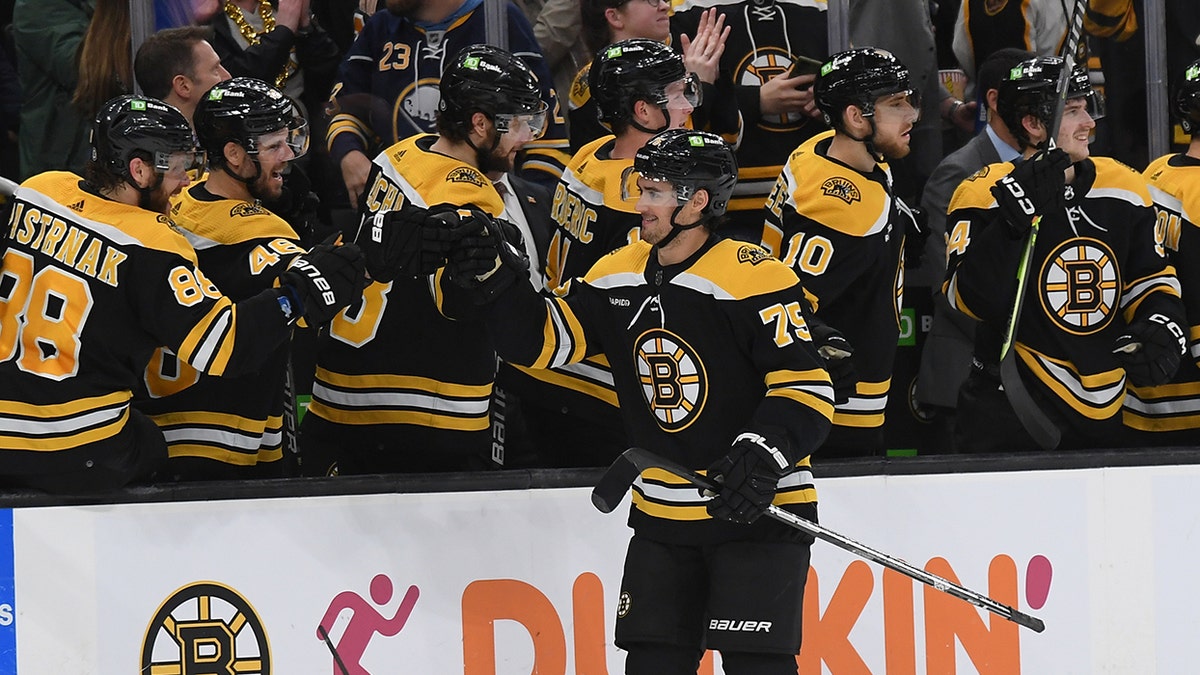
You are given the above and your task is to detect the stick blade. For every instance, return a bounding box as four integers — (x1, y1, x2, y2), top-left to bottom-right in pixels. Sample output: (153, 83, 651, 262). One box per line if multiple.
(591, 449, 643, 513)
(1000, 355, 1061, 450)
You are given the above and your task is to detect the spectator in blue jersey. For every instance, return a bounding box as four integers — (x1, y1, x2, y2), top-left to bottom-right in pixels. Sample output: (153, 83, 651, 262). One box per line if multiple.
(326, 0, 570, 206)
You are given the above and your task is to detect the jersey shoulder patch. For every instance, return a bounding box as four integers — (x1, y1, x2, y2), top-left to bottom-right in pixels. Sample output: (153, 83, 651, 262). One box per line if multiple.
(948, 161, 1011, 213)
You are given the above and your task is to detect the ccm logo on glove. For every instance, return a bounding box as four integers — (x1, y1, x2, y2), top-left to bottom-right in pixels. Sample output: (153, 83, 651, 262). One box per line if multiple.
(997, 175, 1036, 216)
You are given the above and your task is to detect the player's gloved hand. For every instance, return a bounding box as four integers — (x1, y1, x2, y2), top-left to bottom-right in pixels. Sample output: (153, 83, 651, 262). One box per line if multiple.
(278, 235, 367, 325)
(1112, 313, 1188, 387)
(355, 202, 476, 282)
(445, 210, 530, 302)
(810, 322, 857, 404)
(989, 148, 1071, 238)
(706, 429, 792, 524)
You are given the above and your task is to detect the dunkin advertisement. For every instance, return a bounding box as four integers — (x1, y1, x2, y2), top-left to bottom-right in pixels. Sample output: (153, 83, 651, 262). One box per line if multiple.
(5, 464, 1200, 673)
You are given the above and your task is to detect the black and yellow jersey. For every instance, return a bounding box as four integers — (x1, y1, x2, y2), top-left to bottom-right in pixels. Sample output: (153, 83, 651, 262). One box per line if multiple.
(945, 156, 1184, 425)
(1120, 154, 1200, 436)
(0, 172, 293, 473)
(305, 134, 504, 456)
(134, 184, 305, 474)
(473, 236, 833, 543)
(761, 132, 907, 440)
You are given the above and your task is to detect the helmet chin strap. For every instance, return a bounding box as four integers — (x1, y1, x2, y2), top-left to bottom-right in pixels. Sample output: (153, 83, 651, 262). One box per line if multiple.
(125, 171, 164, 211)
(655, 203, 708, 250)
(229, 157, 266, 201)
(844, 116, 884, 162)
(467, 125, 504, 174)
(630, 103, 671, 136)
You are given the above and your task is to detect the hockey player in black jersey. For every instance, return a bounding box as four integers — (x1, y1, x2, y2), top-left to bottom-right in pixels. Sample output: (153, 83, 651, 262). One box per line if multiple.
(0, 95, 365, 493)
(135, 78, 317, 480)
(302, 45, 549, 473)
(442, 129, 833, 674)
(945, 56, 1186, 452)
(762, 48, 923, 458)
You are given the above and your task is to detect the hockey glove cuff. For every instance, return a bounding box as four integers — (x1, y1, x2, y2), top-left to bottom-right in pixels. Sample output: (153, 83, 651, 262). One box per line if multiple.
(990, 148, 1071, 238)
(1113, 313, 1187, 387)
(706, 429, 792, 524)
(810, 322, 858, 404)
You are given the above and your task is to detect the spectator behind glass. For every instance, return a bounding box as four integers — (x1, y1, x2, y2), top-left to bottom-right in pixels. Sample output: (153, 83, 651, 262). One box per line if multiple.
(73, 0, 133, 121)
(952, 0, 1068, 79)
(134, 26, 232, 126)
(326, 0, 570, 206)
(912, 47, 1033, 453)
(12, 0, 92, 178)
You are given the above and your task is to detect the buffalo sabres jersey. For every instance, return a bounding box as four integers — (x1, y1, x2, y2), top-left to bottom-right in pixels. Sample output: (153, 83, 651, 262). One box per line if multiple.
(134, 185, 305, 475)
(306, 134, 505, 455)
(478, 236, 833, 543)
(326, 1, 570, 185)
(761, 132, 908, 441)
(0, 172, 293, 473)
(671, 0, 828, 234)
(945, 157, 1184, 425)
(1121, 154, 1200, 437)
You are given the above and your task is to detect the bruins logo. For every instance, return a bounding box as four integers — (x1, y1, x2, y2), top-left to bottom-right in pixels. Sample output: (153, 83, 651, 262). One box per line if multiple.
(447, 167, 488, 188)
(634, 329, 707, 431)
(966, 165, 992, 181)
(230, 202, 268, 217)
(821, 177, 861, 204)
(141, 581, 271, 674)
(737, 244, 771, 265)
(1039, 237, 1120, 334)
(735, 47, 813, 130)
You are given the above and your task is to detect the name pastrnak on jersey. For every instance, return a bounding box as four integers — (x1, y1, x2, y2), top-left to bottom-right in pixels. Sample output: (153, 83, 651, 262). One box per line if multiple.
(0, 173, 291, 472)
(1122, 154, 1200, 434)
(484, 237, 833, 543)
(306, 135, 505, 453)
(134, 185, 305, 472)
(761, 132, 906, 434)
(945, 157, 1183, 424)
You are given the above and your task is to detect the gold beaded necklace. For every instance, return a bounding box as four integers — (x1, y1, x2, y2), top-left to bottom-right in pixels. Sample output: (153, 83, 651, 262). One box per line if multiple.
(222, 0, 298, 89)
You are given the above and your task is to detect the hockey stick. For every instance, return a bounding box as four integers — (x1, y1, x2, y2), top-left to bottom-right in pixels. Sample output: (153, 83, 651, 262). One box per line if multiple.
(593, 447, 1047, 633)
(996, 0, 1088, 451)
(317, 624, 350, 675)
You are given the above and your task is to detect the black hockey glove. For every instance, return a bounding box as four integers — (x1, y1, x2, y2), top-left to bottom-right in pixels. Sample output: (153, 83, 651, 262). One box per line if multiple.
(706, 429, 792, 524)
(355, 202, 476, 282)
(446, 210, 530, 303)
(810, 321, 857, 404)
(990, 148, 1071, 239)
(278, 236, 367, 325)
(1113, 313, 1188, 387)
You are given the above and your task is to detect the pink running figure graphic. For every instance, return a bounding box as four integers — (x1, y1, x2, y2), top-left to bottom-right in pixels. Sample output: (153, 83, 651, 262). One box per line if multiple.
(317, 574, 420, 674)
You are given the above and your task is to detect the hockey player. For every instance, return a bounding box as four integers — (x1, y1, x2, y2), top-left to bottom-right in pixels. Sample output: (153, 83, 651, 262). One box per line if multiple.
(0, 95, 365, 493)
(443, 129, 833, 674)
(301, 45, 547, 473)
(1121, 59, 1200, 444)
(670, 0, 828, 241)
(945, 56, 1186, 452)
(761, 48, 922, 458)
(134, 78, 316, 480)
(325, 0, 569, 203)
(503, 39, 699, 467)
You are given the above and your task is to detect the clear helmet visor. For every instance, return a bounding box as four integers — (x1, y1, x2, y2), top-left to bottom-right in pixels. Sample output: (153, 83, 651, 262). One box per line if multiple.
(155, 149, 207, 177)
(619, 167, 688, 207)
(254, 120, 309, 161)
(660, 73, 703, 111)
(871, 89, 922, 124)
(1070, 90, 1106, 121)
(495, 100, 550, 142)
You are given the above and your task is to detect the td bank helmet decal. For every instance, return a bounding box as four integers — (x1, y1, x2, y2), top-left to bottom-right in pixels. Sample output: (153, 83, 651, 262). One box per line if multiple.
(635, 329, 707, 431)
(141, 581, 271, 674)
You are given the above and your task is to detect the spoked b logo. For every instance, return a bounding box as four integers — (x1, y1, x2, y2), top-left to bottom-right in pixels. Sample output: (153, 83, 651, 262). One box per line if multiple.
(141, 581, 271, 675)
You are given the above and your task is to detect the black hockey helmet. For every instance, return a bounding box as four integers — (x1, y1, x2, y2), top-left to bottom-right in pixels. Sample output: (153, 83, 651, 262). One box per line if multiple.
(633, 129, 737, 217)
(815, 48, 916, 127)
(438, 45, 548, 139)
(997, 56, 1104, 148)
(1175, 59, 1200, 134)
(589, 39, 698, 128)
(91, 95, 204, 179)
(194, 77, 308, 163)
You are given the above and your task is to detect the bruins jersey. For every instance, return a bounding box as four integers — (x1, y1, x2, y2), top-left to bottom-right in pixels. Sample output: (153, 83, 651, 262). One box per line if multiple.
(305, 134, 505, 455)
(133, 185, 306, 474)
(0, 173, 293, 473)
(476, 236, 833, 543)
(325, 3, 570, 185)
(945, 157, 1184, 426)
(1120, 154, 1200, 437)
(761, 132, 908, 442)
(671, 0, 828, 235)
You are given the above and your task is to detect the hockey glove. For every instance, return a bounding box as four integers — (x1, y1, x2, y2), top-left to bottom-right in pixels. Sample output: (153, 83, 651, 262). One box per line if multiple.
(446, 211, 530, 303)
(355, 202, 475, 282)
(810, 322, 858, 405)
(990, 148, 1071, 239)
(1113, 313, 1188, 387)
(278, 236, 367, 325)
(706, 429, 792, 524)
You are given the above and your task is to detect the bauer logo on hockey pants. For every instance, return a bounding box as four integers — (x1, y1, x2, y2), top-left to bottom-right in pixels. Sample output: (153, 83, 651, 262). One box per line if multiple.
(708, 619, 772, 633)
